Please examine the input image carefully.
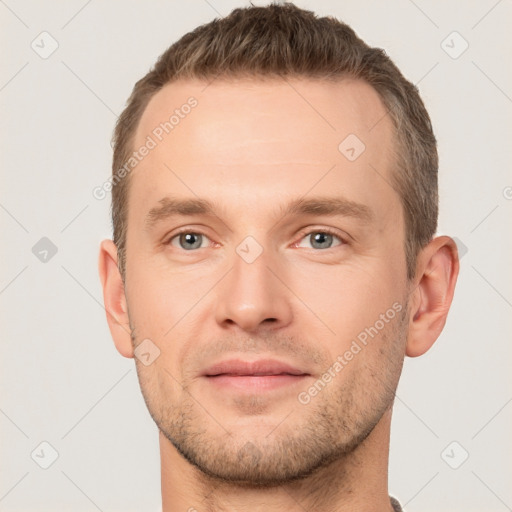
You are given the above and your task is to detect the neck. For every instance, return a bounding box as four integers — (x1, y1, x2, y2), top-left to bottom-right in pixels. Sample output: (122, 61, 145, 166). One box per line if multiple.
(160, 408, 394, 512)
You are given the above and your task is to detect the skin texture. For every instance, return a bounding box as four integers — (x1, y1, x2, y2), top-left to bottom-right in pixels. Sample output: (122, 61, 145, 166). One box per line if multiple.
(99, 77, 459, 512)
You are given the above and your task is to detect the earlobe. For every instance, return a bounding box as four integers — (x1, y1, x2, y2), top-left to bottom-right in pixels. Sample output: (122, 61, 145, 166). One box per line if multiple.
(98, 239, 134, 359)
(406, 236, 460, 357)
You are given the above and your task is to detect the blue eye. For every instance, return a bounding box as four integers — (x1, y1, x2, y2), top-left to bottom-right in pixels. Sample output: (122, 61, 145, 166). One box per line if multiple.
(166, 228, 345, 252)
(297, 230, 344, 250)
(169, 232, 209, 250)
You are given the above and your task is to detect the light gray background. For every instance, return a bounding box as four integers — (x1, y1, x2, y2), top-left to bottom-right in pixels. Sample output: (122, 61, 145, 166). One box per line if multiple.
(1, 1, 511, 511)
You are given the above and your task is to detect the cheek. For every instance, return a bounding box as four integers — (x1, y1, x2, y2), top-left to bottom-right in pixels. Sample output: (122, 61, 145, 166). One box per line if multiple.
(320, 307, 406, 404)
(134, 359, 178, 426)
(288, 260, 403, 347)
(126, 262, 206, 337)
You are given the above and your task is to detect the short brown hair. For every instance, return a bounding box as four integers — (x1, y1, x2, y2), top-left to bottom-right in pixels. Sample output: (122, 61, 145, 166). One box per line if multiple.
(111, 2, 438, 280)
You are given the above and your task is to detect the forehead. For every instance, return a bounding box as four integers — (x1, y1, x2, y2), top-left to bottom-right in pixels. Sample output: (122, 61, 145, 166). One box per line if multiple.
(129, 76, 399, 225)
(135, 76, 393, 153)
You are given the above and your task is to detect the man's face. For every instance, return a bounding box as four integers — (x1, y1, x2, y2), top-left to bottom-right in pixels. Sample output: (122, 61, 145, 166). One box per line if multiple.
(123, 77, 410, 485)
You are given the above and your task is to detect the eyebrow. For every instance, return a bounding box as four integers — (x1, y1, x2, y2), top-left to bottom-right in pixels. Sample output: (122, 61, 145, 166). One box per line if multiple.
(144, 194, 374, 230)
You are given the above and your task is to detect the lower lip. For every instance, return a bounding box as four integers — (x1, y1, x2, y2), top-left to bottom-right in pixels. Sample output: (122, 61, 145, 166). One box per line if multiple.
(205, 374, 309, 391)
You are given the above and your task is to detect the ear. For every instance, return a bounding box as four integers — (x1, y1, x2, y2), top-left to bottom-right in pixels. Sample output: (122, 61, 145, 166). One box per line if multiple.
(406, 235, 460, 357)
(98, 239, 134, 358)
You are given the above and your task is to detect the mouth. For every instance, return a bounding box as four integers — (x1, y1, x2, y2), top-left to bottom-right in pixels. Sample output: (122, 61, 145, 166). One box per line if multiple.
(202, 359, 311, 392)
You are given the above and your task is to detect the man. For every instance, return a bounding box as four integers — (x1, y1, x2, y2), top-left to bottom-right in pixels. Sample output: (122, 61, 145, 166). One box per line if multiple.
(98, 3, 459, 511)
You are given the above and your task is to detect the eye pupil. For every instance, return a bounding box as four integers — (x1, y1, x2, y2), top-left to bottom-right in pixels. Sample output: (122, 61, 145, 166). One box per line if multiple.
(173, 231, 338, 251)
(180, 233, 202, 250)
(311, 232, 332, 249)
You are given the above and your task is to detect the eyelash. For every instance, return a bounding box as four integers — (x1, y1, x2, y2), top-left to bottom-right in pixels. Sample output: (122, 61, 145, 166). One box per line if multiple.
(165, 227, 347, 250)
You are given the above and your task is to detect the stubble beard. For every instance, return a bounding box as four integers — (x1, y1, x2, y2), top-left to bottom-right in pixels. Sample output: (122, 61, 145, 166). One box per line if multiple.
(131, 304, 408, 488)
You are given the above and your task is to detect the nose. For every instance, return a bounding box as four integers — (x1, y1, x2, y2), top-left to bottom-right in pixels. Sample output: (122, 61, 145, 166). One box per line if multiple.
(214, 241, 294, 333)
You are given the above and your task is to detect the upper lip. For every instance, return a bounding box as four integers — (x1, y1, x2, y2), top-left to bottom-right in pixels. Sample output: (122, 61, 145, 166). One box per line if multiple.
(203, 359, 309, 377)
